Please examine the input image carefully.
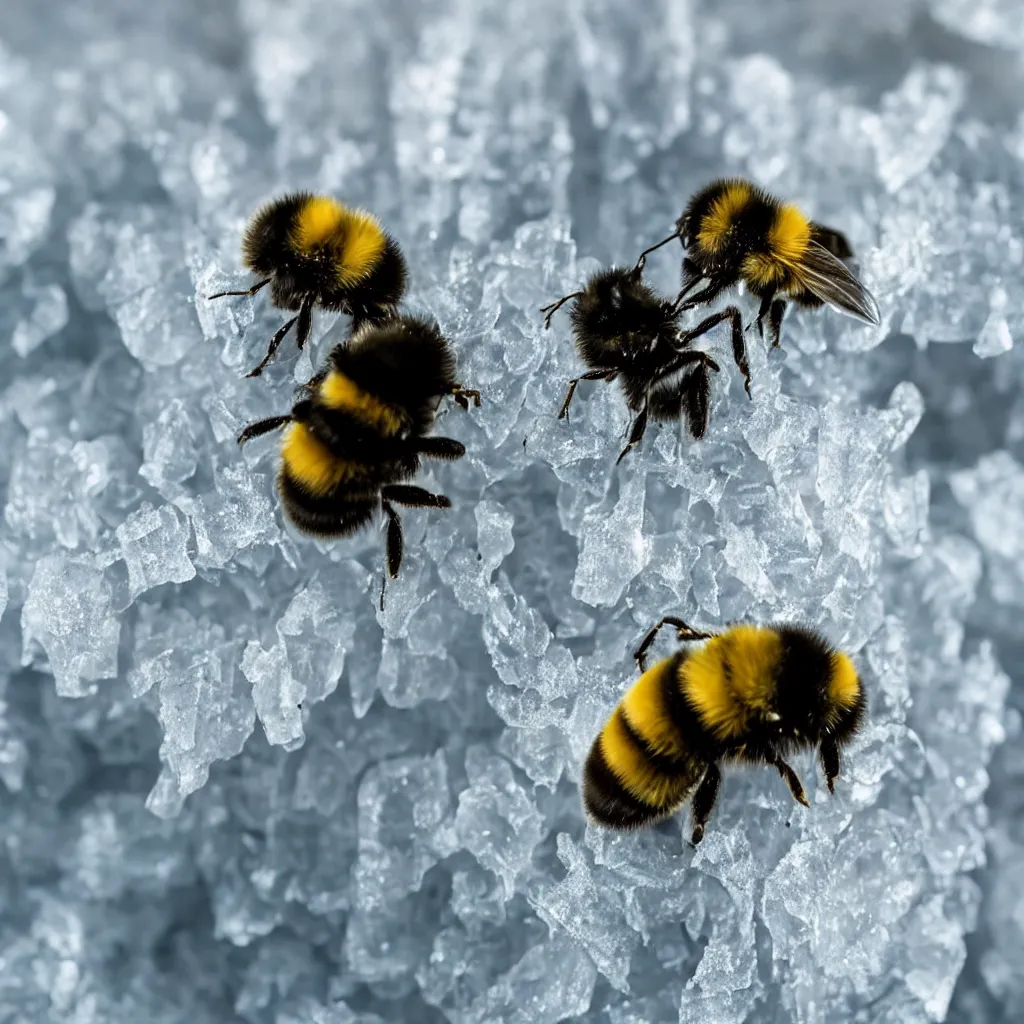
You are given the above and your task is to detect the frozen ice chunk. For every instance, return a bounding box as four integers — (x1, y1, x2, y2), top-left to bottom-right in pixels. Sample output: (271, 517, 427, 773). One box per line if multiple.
(130, 608, 255, 817)
(932, 0, 1024, 50)
(346, 752, 456, 982)
(278, 999, 385, 1024)
(65, 794, 193, 899)
(950, 451, 1024, 606)
(463, 935, 597, 1024)
(21, 554, 120, 697)
(974, 289, 1014, 357)
(498, 724, 570, 790)
(375, 641, 455, 709)
(115, 503, 195, 600)
(352, 751, 454, 908)
(678, 830, 760, 1024)
(0, 115, 55, 282)
(573, 472, 651, 607)
(184, 463, 279, 569)
(9, 278, 68, 358)
(67, 203, 200, 368)
(572, 0, 695, 170)
(241, 570, 360, 746)
(475, 500, 516, 577)
(530, 833, 637, 991)
(139, 397, 201, 495)
(883, 469, 930, 559)
(5, 431, 127, 555)
(455, 746, 545, 899)
(866, 65, 965, 194)
(241, 641, 304, 749)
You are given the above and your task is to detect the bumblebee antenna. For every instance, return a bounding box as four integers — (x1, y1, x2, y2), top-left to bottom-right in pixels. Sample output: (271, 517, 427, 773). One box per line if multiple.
(633, 231, 681, 272)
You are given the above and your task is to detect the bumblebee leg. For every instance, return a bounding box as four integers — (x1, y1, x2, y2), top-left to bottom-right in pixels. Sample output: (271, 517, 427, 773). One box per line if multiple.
(633, 230, 680, 272)
(208, 277, 271, 300)
(634, 615, 716, 672)
(690, 763, 721, 845)
(540, 291, 584, 329)
(381, 484, 453, 510)
(382, 501, 403, 579)
(768, 299, 786, 349)
(450, 385, 482, 410)
(753, 294, 772, 341)
(683, 363, 713, 439)
(673, 260, 704, 308)
(294, 295, 314, 350)
(674, 276, 730, 313)
(414, 436, 466, 461)
(559, 368, 617, 421)
(245, 315, 299, 378)
(237, 414, 291, 446)
(615, 403, 649, 465)
(773, 756, 810, 808)
(681, 307, 751, 398)
(819, 738, 840, 794)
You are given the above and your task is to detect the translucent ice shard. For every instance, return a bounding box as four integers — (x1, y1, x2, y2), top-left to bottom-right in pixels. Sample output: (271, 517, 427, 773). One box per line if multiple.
(950, 451, 1024, 604)
(866, 65, 966, 194)
(530, 833, 638, 991)
(115, 503, 195, 600)
(455, 746, 545, 899)
(573, 472, 651, 607)
(9, 277, 68, 358)
(130, 607, 255, 817)
(21, 554, 120, 697)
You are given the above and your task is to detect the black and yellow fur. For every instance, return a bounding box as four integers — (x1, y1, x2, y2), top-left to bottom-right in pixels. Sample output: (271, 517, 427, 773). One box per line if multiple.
(637, 178, 880, 349)
(238, 315, 480, 586)
(540, 265, 751, 463)
(583, 617, 865, 843)
(209, 193, 408, 377)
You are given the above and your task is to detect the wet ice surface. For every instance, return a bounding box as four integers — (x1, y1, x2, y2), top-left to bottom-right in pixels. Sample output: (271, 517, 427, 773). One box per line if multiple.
(0, 0, 1022, 1021)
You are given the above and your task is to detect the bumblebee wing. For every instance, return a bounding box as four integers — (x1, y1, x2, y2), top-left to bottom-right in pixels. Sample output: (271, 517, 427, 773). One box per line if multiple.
(796, 241, 880, 326)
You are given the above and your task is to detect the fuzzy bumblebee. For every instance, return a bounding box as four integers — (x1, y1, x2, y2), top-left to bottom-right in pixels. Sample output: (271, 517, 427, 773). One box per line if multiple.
(540, 265, 751, 463)
(583, 617, 865, 843)
(636, 178, 880, 348)
(209, 193, 408, 377)
(238, 315, 479, 591)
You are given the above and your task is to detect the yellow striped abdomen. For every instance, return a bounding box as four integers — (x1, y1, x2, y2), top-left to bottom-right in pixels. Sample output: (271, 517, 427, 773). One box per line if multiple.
(697, 180, 753, 254)
(290, 196, 388, 288)
(597, 708, 691, 811)
(280, 423, 362, 497)
(317, 369, 407, 436)
(681, 626, 781, 740)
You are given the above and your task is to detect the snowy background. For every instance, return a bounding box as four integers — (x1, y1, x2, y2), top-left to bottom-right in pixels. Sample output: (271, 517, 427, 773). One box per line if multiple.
(1, 0, 1023, 1021)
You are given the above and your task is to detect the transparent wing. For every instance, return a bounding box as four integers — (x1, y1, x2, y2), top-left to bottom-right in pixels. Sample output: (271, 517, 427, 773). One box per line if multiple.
(795, 241, 880, 325)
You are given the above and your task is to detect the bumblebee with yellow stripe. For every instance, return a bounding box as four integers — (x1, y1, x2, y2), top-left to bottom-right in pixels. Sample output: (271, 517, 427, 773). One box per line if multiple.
(636, 178, 880, 349)
(209, 193, 408, 377)
(237, 315, 480, 590)
(583, 617, 864, 843)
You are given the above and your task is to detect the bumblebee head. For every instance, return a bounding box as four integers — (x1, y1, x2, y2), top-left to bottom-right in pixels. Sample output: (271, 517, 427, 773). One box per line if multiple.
(674, 211, 696, 249)
(764, 648, 863, 747)
(760, 704, 819, 746)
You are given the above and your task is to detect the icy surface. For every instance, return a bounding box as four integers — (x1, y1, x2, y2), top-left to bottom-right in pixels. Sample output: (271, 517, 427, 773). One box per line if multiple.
(0, 0, 1021, 1021)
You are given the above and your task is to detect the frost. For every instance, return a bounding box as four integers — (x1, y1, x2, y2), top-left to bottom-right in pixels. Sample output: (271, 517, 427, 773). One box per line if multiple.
(0, 0, 1018, 1020)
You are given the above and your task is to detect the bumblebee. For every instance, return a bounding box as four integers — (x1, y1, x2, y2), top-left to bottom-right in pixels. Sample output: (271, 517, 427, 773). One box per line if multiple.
(540, 266, 751, 463)
(238, 315, 479, 589)
(636, 178, 880, 347)
(583, 616, 864, 843)
(209, 193, 408, 377)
